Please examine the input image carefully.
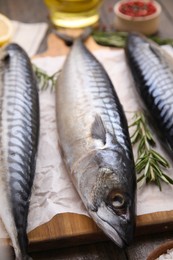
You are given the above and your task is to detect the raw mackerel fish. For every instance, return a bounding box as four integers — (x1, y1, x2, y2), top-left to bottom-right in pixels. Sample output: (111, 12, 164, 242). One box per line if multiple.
(0, 43, 39, 259)
(56, 38, 136, 247)
(125, 33, 173, 155)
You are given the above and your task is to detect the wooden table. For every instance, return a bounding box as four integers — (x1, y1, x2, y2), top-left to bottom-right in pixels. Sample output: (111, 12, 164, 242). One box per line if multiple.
(1, 0, 173, 259)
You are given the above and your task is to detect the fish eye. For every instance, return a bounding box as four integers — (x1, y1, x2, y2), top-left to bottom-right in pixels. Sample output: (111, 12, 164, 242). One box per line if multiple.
(107, 190, 125, 209)
(111, 194, 125, 209)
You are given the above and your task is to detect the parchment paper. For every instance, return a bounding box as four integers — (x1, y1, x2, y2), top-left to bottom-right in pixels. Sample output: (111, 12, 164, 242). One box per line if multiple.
(12, 21, 48, 56)
(1, 47, 173, 238)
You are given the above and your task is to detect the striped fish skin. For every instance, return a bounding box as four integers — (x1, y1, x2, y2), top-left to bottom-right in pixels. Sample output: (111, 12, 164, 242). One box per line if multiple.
(0, 43, 39, 259)
(56, 39, 136, 248)
(125, 33, 173, 154)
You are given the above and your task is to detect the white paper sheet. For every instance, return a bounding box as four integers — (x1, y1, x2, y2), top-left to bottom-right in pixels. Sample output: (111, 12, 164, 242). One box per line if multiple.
(12, 21, 48, 56)
(1, 48, 173, 239)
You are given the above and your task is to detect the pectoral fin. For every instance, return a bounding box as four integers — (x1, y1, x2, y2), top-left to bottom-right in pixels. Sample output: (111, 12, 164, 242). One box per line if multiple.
(91, 114, 106, 145)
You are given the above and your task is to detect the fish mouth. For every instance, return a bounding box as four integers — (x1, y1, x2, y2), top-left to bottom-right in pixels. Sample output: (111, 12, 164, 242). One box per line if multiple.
(98, 216, 127, 248)
(89, 210, 130, 248)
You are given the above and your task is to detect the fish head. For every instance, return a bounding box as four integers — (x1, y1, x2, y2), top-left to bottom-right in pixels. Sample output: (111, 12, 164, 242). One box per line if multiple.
(89, 179, 136, 248)
(126, 32, 149, 49)
(75, 148, 136, 248)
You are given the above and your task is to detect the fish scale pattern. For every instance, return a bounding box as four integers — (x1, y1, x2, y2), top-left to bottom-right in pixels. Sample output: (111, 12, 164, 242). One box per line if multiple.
(0, 43, 39, 257)
(126, 34, 173, 151)
(81, 42, 132, 159)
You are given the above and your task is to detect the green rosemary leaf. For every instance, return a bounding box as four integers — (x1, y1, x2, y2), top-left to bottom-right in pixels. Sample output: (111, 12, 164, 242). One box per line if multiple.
(160, 174, 170, 184)
(150, 149, 170, 168)
(136, 155, 148, 173)
(150, 36, 173, 46)
(138, 137, 145, 154)
(32, 64, 59, 91)
(92, 31, 128, 48)
(152, 164, 163, 177)
(137, 174, 145, 183)
(130, 129, 140, 144)
(129, 111, 172, 189)
(92, 31, 173, 48)
(156, 178, 162, 191)
(146, 131, 155, 143)
(136, 161, 145, 173)
(162, 173, 173, 185)
(129, 116, 141, 127)
(144, 161, 150, 177)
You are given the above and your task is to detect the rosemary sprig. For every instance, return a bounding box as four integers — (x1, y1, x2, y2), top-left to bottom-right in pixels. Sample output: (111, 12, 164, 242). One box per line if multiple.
(92, 31, 173, 48)
(32, 64, 59, 91)
(129, 111, 173, 190)
(92, 31, 128, 48)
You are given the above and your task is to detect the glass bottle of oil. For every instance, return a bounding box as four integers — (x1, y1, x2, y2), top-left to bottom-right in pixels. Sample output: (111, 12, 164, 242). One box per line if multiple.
(44, 0, 102, 28)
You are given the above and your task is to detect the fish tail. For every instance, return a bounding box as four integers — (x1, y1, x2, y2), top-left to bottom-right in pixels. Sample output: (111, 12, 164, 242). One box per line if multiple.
(53, 27, 93, 46)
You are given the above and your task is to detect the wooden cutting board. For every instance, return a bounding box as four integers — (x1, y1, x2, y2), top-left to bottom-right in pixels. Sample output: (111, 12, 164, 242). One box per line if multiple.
(28, 30, 173, 252)
(2, 30, 173, 253)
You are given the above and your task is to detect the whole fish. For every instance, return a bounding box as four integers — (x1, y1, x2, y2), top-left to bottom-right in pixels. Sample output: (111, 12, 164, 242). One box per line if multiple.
(125, 33, 173, 155)
(0, 43, 39, 259)
(56, 37, 136, 247)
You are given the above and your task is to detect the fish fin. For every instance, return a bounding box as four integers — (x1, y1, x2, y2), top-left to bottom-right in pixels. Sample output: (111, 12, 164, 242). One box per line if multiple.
(91, 115, 118, 149)
(53, 27, 93, 46)
(91, 114, 106, 145)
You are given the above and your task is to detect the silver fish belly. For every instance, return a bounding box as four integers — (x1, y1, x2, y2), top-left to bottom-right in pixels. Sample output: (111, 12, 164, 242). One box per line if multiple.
(56, 39, 136, 247)
(0, 43, 39, 259)
(125, 33, 173, 155)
